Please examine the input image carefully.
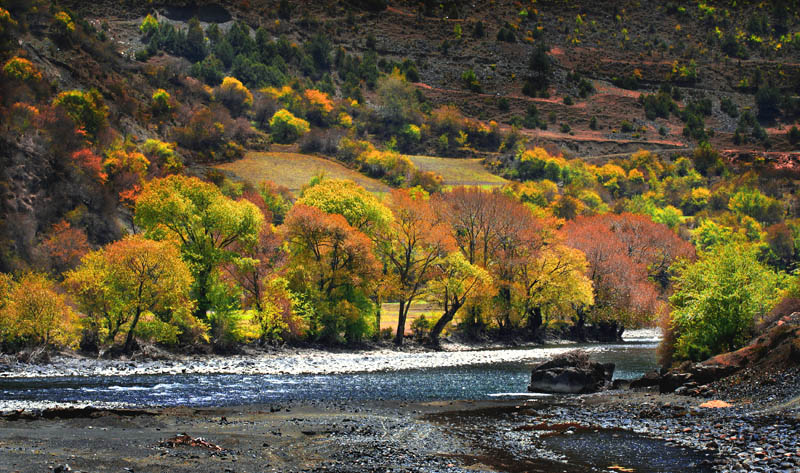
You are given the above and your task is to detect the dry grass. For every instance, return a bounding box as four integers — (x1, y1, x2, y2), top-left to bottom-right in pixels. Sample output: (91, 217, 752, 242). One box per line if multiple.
(215, 152, 390, 194)
(408, 155, 508, 187)
(379, 302, 438, 334)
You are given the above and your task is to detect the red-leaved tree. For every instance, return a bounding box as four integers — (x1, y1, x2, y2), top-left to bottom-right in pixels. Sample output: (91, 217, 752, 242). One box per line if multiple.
(561, 213, 694, 340)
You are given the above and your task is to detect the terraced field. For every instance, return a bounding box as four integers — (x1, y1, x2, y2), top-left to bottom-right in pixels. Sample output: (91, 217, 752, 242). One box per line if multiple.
(408, 155, 508, 187)
(215, 152, 390, 193)
(217, 152, 507, 193)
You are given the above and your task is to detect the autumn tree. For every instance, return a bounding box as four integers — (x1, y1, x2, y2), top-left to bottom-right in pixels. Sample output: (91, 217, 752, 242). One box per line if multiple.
(433, 187, 541, 333)
(561, 213, 694, 340)
(134, 175, 263, 320)
(434, 187, 533, 268)
(52, 89, 107, 138)
(37, 220, 90, 276)
(257, 180, 293, 224)
(270, 109, 309, 143)
(509, 241, 594, 335)
(0, 272, 76, 349)
(375, 70, 422, 128)
(426, 252, 492, 345)
(297, 178, 392, 236)
(66, 236, 198, 352)
(377, 189, 455, 345)
(283, 204, 381, 342)
(223, 192, 286, 333)
(215, 76, 253, 116)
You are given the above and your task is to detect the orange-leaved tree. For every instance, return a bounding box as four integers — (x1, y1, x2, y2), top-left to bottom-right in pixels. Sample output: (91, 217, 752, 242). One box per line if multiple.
(37, 220, 90, 276)
(223, 191, 302, 342)
(433, 187, 539, 334)
(377, 189, 455, 345)
(283, 204, 381, 343)
(561, 213, 694, 340)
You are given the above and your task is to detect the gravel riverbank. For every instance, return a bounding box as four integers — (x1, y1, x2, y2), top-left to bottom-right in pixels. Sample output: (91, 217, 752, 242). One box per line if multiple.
(2, 385, 797, 473)
(0, 343, 604, 380)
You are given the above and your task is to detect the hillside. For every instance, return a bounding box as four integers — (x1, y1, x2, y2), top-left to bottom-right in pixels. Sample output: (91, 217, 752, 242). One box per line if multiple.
(1, 0, 800, 353)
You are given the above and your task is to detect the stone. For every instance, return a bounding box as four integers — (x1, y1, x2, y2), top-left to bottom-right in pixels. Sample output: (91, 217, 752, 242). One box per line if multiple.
(630, 370, 660, 389)
(527, 350, 614, 394)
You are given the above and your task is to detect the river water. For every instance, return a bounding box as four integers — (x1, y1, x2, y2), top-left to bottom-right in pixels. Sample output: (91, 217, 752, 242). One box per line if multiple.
(0, 332, 659, 408)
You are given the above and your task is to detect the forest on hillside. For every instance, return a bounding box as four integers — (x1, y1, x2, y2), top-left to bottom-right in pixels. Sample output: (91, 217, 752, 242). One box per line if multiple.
(0, 0, 799, 369)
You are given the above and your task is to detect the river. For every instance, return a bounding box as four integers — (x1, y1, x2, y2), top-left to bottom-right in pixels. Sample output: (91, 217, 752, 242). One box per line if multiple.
(0, 331, 659, 408)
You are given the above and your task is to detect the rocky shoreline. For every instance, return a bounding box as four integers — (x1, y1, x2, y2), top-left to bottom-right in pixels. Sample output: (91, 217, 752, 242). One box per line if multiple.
(2, 327, 798, 472)
(1, 382, 797, 473)
(0, 341, 618, 380)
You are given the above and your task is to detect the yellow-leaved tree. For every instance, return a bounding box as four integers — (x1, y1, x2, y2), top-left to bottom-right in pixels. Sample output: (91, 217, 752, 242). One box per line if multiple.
(66, 235, 202, 352)
(0, 273, 77, 349)
(134, 175, 263, 322)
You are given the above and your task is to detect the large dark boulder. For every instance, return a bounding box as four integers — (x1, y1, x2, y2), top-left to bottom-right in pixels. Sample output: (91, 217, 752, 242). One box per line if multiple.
(527, 350, 615, 394)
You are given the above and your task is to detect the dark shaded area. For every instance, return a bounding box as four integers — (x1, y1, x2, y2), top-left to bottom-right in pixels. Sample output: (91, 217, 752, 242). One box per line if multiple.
(161, 4, 231, 23)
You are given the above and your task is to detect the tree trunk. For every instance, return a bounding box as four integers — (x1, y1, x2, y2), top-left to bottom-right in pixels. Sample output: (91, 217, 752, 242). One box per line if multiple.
(193, 268, 212, 320)
(525, 306, 543, 336)
(124, 306, 142, 354)
(500, 286, 512, 333)
(394, 299, 407, 346)
(374, 295, 382, 338)
(574, 308, 586, 342)
(429, 304, 460, 346)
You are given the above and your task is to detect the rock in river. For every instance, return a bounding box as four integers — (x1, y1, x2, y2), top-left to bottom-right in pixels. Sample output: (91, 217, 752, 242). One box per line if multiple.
(527, 350, 614, 394)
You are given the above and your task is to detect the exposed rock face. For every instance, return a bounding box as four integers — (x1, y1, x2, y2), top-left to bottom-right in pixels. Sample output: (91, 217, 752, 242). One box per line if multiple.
(527, 350, 615, 394)
(635, 312, 800, 395)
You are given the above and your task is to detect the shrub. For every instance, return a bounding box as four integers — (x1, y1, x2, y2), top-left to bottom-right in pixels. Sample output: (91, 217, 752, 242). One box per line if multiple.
(215, 77, 253, 115)
(52, 89, 108, 138)
(563, 95, 574, 106)
(589, 116, 598, 130)
(269, 109, 310, 143)
(560, 123, 571, 133)
(3, 56, 42, 81)
(151, 88, 172, 115)
(756, 86, 782, 121)
(461, 68, 481, 92)
(410, 314, 432, 341)
(789, 126, 800, 145)
(720, 97, 739, 117)
(190, 54, 225, 86)
(641, 91, 676, 120)
(728, 187, 784, 225)
(141, 139, 183, 174)
(140, 13, 158, 38)
(669, 242, 785, 361)
(496, 24, 516, 42)
(620, 120, 634, 133)
(303, 89, 334, 125)
(358, 148, 415, 185)
(53, 11, 75, 36)
(518, 147, 571, 182)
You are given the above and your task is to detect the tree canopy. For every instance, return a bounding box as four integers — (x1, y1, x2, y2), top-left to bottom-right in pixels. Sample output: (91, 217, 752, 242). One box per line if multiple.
(134, 175, 263, 320)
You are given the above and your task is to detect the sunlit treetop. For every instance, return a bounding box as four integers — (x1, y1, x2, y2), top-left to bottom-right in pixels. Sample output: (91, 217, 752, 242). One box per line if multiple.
(3, 57, 42, 81)
(298, 178, 392, 235)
